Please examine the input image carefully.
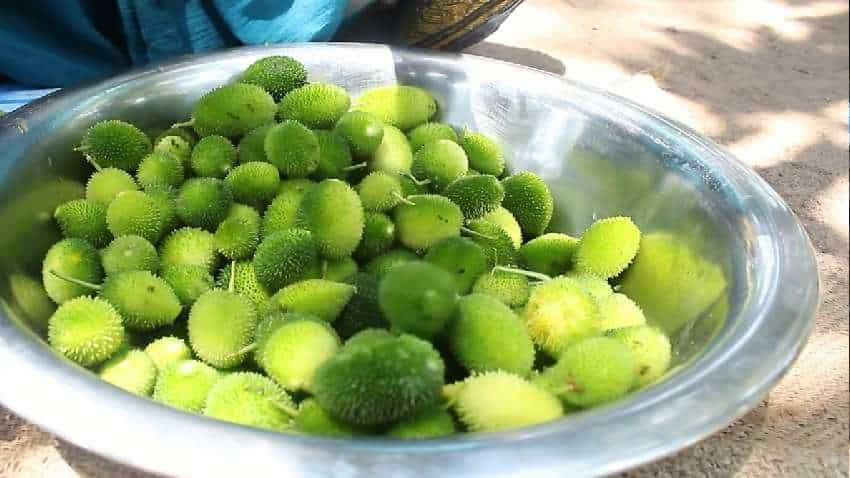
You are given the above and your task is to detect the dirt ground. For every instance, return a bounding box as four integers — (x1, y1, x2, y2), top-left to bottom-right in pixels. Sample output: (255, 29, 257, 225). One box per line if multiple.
(1, 1, 847, 476)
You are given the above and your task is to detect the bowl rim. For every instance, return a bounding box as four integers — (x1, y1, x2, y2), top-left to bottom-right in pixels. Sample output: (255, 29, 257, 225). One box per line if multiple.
(0, 43, 820, 477)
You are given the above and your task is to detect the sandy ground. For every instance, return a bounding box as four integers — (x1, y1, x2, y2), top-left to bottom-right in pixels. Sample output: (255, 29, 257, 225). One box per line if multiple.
(1, 1, 848, 476)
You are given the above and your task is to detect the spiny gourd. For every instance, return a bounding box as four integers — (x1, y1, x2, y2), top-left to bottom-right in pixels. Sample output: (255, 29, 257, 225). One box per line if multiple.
(449, 294, 535, 376)
(459, 131, 505, 177)
(270, 279, 355, 323)
(106, 190, 163, 243)
(334, 273, 387, 340)
(188, 289, 257, 368)
(364, 248, 418, 278)
(444, 371, 563, 432)
(154, 135, 192, 163)
(352, 85, 437, 131)
(86, 168, 138, 205)
(237, 124, 274, 164)
(344, 328, 395, 349)
(186, 83, 277, 138)
(262, 179, 315, 237)
(252, 312, 308, 368)
(407, 122, 458, 152)
(144, 184, 180, 235)
(252, 228, 320, 292)
(214, 214, 260, 260)
(393, 194, 462, 251)
(264, 120, 320, 178)
(313, 334, 444, 426)
(597, 293, 646, 332)
(42, 238, 103, 304)
(136, 151, 184, 189)
(98, 270, 182, 330)
(480, 206, 523, 249)
(101, 235, 159, 275)
(387, 406, 456, 439)
(54, 199, 111, 247)
(378, 261, 457, 340)
(410, 139, 469, 191)
(443, 174, 504, 220)
(175, 178, 233, 230)
(574, 216, 641, 279)
(153, 359, 220, 412)
(607, 325, 671, 389)
(501, 172, 554, 239)
(161, 265, 214, 306)
(98, 348, 158, 397)
(535, 337, 637, 408)
(464, 219, 518, 266)
(335, 111, 384, 157)
(47, 296, 124, 367)
(78, 120, 151, 171)
(278, 83, 350, 129)
(297, 179, 364, 260)
(323, 257, 359, 284)
(159, 227, 218, 272)
(523, 277, 600, 356)
(190, 135, 236, 178)
(241, 55, 307, 101)
(155, 126, 196, 148)
(471, 269, 530, 309)
(8, 273, 55, 333)
(203, 372, 295, 431)
(354, 212, 396, 262)
(356, 171, 403, 213)
(563, 271, 614, 302)
(294, 398, 365, 437)
(144, 336, 192, 370)
(424, 237, 489, 294)
(259, 316, 340, 391)
(519, 233, 579, 277)
(313, 130, 353, 180)
(371, 125, 413, 174)
(215, 261, 270, 308)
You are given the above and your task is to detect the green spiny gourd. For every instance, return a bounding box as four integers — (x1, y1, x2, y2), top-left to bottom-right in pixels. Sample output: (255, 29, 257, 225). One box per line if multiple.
(176, 178, 233, 230)
(407, 122, 458, 152)
(190, 135, 236, 178)
(159, 227, 218, 272)
(42, 238, 103, 304)
(252, 228, 320, 292)
(264, 120, 320, 178)
(259, 316, 340, 391)
(278, 83, 351, 129)
(270, 279, 355, 323)
(371, 125, 413, 174)
(98, 270, 182, 330)
(203, 372, 295, 431)
(216, 261, 270, 308)
(501, 172, 554, 239)
(410, 140, 468, 191)
(297, 179, 364, 259)
(54, 199, 111, 247)
(8, 273, 55, 334)
(106, 190, 163, 243)
(607, 325, 671, 389)
(481, 206, 523, 249)
(153, 359, 220, 412)
(252, 312, 308, 368)
(574, 216, 641, 279)
(471, 269, 530, 309)
(86, 168, 138, 206)
(386, 406, 456, 439)
(262, 179, 315, 237)
(519, 233, 580, 277)
(364, 248, 419, 278)
(144, 336, 192, 370)
(334, 273, 387, 340)
(78, 120, 151, 171)
(144, 184, 180, 235)
(136, 151, 184, 189)
(101, 235, 159, 275)
(334, 111, 384, 157)
(393, 194, 462, 251)
(343, 328, 395, 349)
(459, 131, 505, 177)
(97, 348, 157, 396)
(188, 289, 257, 368)
(443, 174, 504, 220)
(323, 257, 359, 284)
(597, 293, 646, 332)
(378, 261, 457, 340)
(353, 212, 396, 262)
(352, 85, 436, 131)
(214, 214, 261, 261)
(443, 371, 563, 432)
(464, 219, 518, 266)
(161, 265, 214, 306)
(313, 334, 444, 426)
(312, 130, 353, 180)
(237, 123, 275, 164)
(450, 294, 535, 376)
(47, 296, 124, 367)
(241, 55, 307, 101)
(294, 398, 365, 437)
(523, 277, 600, 356)
(154, 135, 192, 163)
(563, 271, 614, 301)
(154, 126, 197, 149)
(424, 237, 489, 294)
(187, 83, 277, 138)
(356, 171, 402, 213)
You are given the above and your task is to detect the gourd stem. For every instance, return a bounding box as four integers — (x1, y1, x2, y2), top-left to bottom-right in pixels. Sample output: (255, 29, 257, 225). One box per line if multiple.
(342, 162, 368, 172)
(492, 266, 552, 282)
(48, 270, 102, 291)
(391, 191, 415, 206)
(460, 226, 493, 241)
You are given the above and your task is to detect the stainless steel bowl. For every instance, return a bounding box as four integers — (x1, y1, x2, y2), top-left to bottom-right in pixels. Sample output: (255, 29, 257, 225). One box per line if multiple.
(0, 44, 818, 477)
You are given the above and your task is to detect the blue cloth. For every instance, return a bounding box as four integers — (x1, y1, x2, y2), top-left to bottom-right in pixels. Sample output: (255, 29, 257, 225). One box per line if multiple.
(0, 0, 349, 88)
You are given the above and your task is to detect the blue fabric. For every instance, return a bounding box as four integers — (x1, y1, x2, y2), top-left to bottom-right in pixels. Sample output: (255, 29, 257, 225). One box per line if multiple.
(0, 0, 350, 88)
